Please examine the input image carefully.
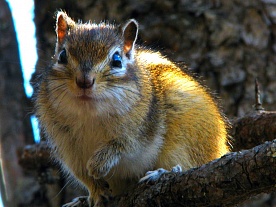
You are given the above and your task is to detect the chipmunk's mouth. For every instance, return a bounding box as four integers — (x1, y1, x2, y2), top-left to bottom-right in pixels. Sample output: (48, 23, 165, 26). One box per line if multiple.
(77, 94, 93, 101)
(75, 92, 103, 102)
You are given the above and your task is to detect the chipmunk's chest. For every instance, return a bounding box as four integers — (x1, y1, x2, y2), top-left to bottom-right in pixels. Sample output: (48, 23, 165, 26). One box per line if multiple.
(51, 118, 110, 175)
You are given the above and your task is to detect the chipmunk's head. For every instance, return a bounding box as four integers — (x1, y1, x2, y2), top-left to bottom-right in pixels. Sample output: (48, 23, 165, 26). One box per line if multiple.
(48, 11, 141, 116)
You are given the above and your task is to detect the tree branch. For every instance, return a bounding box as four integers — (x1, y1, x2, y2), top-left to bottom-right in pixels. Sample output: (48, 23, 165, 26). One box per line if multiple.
(231, 111, 276, 151)
(112, 139, 276, 207)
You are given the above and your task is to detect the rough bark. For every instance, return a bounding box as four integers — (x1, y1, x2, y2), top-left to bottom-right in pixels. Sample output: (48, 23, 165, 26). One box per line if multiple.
(0, 0, 35, 206)
(112, 139, 276, 207)
(232, 111, 276, 151)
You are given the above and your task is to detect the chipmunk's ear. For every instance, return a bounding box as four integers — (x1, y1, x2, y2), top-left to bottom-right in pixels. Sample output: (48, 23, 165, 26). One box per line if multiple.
(56, 11, 75, 45)
(122, 19, 138, 58)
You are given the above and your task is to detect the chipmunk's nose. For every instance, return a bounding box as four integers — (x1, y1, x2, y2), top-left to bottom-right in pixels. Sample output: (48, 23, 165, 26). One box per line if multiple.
(76, 74, 95, 89)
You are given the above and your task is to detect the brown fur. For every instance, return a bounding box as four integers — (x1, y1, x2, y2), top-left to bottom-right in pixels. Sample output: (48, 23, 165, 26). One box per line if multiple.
(35, 12, 229, 207)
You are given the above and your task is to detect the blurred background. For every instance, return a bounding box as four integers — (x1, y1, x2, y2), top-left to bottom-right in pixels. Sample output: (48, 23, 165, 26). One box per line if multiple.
(0, 0, 276, 206)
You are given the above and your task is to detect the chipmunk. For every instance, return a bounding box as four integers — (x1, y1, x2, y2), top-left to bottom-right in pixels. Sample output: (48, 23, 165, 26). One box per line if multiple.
(35, 11, 229, 207)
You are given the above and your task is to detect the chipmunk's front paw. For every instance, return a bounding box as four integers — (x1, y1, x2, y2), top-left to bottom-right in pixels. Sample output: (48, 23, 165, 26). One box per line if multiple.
(89, 179, 113, 207)
(92, 193, 113, 207)
(86, 149, 119, 179)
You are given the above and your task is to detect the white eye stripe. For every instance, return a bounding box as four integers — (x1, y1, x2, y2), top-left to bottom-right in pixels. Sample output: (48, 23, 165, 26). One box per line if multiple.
(111, 66, 127, 77)
(108, 46, 122, 59)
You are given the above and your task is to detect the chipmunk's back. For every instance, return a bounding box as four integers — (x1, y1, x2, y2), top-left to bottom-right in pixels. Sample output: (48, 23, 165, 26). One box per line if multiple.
(136, 50, 228, 169)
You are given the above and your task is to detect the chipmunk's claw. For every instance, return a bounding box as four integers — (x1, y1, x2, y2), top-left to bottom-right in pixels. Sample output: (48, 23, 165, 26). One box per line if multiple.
(62, 196, 89, 207)
(139, 165, 182, 183)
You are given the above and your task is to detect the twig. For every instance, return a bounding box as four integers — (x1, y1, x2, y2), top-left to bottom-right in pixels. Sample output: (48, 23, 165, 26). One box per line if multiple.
(254, 78, 264, 112)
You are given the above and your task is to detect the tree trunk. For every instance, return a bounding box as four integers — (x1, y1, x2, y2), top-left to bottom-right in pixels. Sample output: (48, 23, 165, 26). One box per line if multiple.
(0, 0, 35, 206)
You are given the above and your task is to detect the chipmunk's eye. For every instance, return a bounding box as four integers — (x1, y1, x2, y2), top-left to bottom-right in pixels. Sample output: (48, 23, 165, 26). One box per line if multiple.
(111, 52, 122, 68)
(58, 49, 67, 64)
